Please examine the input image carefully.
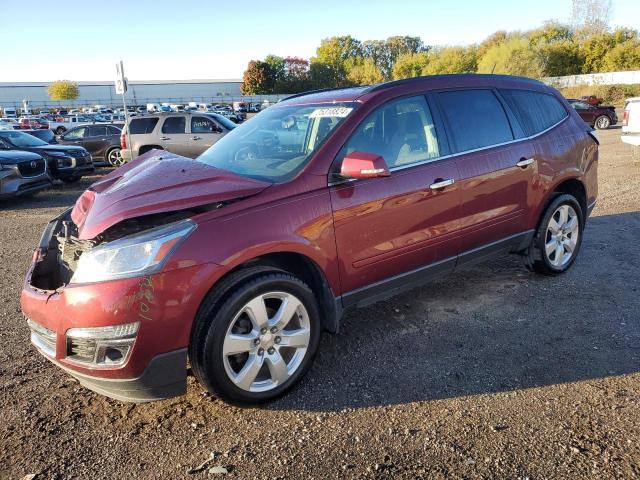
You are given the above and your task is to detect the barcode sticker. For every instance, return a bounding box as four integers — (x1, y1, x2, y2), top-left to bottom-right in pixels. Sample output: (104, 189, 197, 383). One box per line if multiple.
(309, 107, 353, 118)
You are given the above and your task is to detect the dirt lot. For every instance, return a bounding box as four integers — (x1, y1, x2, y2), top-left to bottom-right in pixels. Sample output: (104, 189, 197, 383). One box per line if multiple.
(1, 128, 639, 479)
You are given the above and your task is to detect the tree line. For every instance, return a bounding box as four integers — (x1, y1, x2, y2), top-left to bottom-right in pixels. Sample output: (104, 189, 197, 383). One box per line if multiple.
(240, 24, 640, 95)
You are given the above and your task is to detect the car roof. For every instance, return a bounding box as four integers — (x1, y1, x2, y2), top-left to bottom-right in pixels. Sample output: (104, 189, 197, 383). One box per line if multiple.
(279, 74, 550, 107)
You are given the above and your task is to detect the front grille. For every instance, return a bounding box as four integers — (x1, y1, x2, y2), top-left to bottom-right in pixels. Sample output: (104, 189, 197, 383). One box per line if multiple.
(67, 337, 97, 363)
(73, 153, 92, 167)
(17, 159, 46, 177)
(27, 319, 56, 357)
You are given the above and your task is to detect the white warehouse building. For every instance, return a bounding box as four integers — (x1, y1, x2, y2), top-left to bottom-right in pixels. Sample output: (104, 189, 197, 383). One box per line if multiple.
(0, 79, 285, 111)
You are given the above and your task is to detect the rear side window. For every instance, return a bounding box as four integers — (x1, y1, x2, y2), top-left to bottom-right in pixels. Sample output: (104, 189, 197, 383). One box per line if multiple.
(499, 89, 568, 137)
(129, 117, 158, 134)
(437, 90, 513, 152)
(162, 116, 186, 134)
(87, 126, 107, 137)
(107, 125, 121, 135)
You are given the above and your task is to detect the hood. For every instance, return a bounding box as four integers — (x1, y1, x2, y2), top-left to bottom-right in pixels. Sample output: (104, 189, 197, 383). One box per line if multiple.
(28, 144, 88, 156)
(71, 150, 271, 240)
(0, 150, 43, 164)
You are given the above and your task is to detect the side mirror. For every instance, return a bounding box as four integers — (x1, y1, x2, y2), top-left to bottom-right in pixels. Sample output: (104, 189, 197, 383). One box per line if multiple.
(340, 151, 390, 179)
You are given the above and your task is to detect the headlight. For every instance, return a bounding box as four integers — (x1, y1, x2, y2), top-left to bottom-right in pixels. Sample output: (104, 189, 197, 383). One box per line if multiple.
(1, 163, 17, 171)
(66, 322, 139, 366)
(70, 219, 196, 284)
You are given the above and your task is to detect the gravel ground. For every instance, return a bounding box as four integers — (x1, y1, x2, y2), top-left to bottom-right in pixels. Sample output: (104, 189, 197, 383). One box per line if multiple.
(1, 127, 639, 479)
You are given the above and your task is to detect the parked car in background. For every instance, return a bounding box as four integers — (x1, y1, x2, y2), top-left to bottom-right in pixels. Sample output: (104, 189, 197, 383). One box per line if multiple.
(18, 117, 49, 130)
(0, 130, 93, 183)
(0, 118, 18, 130)
(24, 129, 57, 144)
(579, 95, 602, 106)
(2, 107, 18, 118)
(47, 115, 93, 134)
(120, 111, 235, 161)
(621, 97, 640, 147)
(22, 75, 597, 404)
(58, 124, 124, 166)
(567, 99, 617, 130)
(0, 149, 51, 198)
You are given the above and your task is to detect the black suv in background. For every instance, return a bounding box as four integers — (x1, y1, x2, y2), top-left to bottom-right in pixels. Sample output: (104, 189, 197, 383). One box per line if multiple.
(0, 130, 94, 183)
(57, 124, 124, 166)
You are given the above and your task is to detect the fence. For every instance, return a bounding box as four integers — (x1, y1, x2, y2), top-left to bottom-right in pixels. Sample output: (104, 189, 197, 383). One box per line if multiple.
(543, 70, 640, 88)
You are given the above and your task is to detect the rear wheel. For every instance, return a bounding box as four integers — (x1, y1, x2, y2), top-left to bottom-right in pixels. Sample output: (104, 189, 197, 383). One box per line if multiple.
(594, 115, 611, 130)
(526, 194, 584, 275)
(55, 126, 66, 135)
(106, 148, 124, 167)
(190, 270, 321, 405)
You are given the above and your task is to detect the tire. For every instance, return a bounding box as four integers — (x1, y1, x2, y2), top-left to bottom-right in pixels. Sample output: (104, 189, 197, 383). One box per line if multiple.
(594, 115, 611, 130)
(61, 176, 81, 184)
(190, 268, 321, 405)
(55, 126, 66, 135)
(526, 194, 584, 275)
(106, 147, 124, 167)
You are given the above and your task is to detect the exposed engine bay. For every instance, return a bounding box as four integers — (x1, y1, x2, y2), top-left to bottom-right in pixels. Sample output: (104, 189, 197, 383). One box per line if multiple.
(29, 202, 226, 291)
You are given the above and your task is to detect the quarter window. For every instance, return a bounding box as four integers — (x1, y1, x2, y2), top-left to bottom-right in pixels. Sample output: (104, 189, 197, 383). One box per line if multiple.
(499, 89, 568, 137)
(340, 96, 440, 169)
(129, 117, 158, 134)
(162, 116, 186, 134)
(437, 89, 513, 152)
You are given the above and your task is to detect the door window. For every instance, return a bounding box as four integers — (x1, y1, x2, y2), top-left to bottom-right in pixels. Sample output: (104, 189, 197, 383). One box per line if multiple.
(162, 116, 186, 134)
(437, 89, 513, 152)
(63, 127, 86, 140)
(191, 116, 220, 133)
(107, 125, 121, 135)
(87, 126, 107, 137)
(339, 96, 440, 169)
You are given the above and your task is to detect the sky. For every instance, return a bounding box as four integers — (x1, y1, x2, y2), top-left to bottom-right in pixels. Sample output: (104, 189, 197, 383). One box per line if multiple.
(1, 0, 638, 82)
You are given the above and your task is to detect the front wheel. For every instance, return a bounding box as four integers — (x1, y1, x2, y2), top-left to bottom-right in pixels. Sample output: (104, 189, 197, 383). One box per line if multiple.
(526, 194, 584, 275)
(594, 115, 611, 130)
(190, 271, 321, 405)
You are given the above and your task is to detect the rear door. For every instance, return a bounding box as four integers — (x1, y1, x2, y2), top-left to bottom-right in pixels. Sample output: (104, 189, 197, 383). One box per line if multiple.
(84, 125, 108, 157)
(434, 89, 537, 257)
(158, 115, 191, 156)
(189, 115, 224, 156)
(330, 95, 462, 304)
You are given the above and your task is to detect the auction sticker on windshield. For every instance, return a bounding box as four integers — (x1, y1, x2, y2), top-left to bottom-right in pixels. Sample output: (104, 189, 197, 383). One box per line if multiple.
(309, 107, 353, 118)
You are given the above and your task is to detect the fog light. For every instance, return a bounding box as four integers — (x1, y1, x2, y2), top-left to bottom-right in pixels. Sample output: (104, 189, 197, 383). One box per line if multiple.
(66, 322, 139, 367)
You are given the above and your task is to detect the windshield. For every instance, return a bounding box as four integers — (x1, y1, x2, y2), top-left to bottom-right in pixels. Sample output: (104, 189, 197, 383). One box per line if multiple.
(196, 103, 355, 182)
(0, 130, 48, 147)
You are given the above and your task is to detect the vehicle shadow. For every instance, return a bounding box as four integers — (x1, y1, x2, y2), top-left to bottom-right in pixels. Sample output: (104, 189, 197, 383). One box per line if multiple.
(268, 211, 640, 412)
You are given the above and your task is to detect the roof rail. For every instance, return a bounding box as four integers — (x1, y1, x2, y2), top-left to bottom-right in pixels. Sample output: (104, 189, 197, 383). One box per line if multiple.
(365, 73, 544, 94)
(281, 86, 365, 101)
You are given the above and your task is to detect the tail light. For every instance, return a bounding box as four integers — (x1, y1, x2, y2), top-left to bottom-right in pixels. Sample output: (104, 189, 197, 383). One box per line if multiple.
(622, 110, 629, 127)
(120, 130, 127, 149)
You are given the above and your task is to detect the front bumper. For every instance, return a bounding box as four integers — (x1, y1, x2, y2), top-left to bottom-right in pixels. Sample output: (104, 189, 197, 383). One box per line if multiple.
(0, 168, 51, 198)
(21, 212, 227, 402)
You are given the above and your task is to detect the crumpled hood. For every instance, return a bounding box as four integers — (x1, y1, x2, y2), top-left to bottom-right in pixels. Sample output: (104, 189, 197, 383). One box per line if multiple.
(71, 150, 270, 240)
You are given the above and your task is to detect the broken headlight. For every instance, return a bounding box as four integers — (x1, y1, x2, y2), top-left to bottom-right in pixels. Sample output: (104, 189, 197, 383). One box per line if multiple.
(70, 219, 196, 284)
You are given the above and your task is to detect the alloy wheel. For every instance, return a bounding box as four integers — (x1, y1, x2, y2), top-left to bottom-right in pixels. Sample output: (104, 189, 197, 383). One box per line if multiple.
(544, 204, 579, 267)
(222, 291, 310, 392)
(596, 116, 610, 129)
(108, 149, 124, 167)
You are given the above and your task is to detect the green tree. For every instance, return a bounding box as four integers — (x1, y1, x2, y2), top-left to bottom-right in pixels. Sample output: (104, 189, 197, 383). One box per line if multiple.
(310, 36, 362, 87)
(477, 31, 508, 58)
(392, 52, 430, 80)
(478, 37, 542, 78)
(47, 80, 79, 101)
(528, 21, 573, 45)
(423, 46, 478, 75)
(602, 39, 640, 71)
(536, 41, 583, 76)
(264, 54, 286, 91)
(346, 58, 384, 85)
(282, 57, 311, 92)
(240, 60, 271, 94)
(362, 36, 427, 80)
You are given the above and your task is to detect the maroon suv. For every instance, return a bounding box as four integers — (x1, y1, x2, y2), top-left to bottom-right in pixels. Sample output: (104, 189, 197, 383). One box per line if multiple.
(22, 75, 598, 404)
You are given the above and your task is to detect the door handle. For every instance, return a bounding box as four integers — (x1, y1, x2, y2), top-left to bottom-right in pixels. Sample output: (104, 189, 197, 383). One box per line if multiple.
(429, 178, 455, 190)
(160, 136, 170, 140)
(516, 158, 535, 168)
(191, 136, 201, 140)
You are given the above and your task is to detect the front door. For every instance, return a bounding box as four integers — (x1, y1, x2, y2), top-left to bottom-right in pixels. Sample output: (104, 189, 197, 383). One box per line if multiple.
(329, 95, 462, 305)
(189, 115, 224, 156)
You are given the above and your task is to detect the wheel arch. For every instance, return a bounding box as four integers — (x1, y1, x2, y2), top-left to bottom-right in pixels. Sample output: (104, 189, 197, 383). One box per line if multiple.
(195, 251, 342, 335)
(537, 176, 588, 227)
